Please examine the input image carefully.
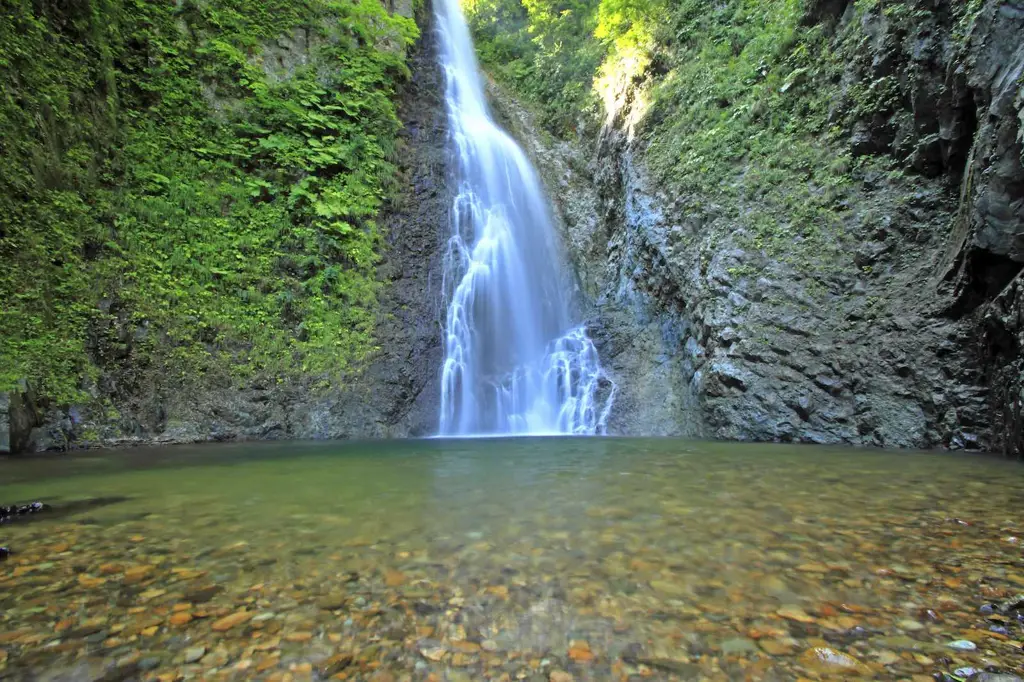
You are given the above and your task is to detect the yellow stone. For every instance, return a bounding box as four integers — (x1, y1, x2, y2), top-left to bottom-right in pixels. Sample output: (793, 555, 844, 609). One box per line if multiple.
(124, 565, 155, 584)
(77, 574, 106, 588)
(759, 639, 795, 656)
(777, 606, 815, 623)
(169, 612, 192, 626)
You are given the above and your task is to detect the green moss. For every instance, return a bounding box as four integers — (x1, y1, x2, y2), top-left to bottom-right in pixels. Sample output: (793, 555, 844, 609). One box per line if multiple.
(466, 0, 936, 278)
(0, 0, 417, 403)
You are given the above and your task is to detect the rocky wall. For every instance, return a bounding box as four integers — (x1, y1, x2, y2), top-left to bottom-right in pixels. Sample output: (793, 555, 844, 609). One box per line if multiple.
(491, 0, 1023, 450)
(3, 7, 448, 454)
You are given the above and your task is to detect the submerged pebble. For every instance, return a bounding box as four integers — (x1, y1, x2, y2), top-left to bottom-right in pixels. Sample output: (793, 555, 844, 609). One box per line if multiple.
(2, 441, 1024, 681)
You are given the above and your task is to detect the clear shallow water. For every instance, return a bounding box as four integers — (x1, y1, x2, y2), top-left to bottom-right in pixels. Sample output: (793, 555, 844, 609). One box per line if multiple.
(2, 439, 1024, 681)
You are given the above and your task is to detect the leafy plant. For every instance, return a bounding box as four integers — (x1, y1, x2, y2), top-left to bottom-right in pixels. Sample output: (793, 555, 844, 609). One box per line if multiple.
(0, 0, 417, 403)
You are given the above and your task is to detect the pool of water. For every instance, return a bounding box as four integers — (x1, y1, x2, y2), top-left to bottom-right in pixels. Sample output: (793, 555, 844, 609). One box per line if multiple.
(2, 438, 1023, 681)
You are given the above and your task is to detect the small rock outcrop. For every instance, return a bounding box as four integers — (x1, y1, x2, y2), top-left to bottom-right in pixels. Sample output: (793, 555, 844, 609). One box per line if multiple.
(0, 381, 41, 455)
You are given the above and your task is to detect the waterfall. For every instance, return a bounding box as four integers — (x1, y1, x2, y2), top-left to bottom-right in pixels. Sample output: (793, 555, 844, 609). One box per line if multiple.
(434, 0, 615, 436)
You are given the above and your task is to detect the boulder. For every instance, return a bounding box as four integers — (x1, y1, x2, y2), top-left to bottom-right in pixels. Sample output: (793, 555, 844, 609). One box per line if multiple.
(0, 380, 41, 455)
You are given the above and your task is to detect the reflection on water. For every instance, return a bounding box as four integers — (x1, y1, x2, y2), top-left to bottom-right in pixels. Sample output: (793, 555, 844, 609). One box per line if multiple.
(1, 439, 1023, 680)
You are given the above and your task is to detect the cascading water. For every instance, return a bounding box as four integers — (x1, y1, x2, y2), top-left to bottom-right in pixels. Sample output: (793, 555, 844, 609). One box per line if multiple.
(435, 0, 614, 436)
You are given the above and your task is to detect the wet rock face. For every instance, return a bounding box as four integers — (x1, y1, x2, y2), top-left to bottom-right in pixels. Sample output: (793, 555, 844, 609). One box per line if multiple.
(491, 0, 1022, 448)
(487, 80, 703, 437)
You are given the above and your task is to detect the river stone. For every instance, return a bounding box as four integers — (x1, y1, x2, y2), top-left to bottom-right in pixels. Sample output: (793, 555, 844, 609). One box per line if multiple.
(898, 618, 925, 631)
(873, 636, 946, 654)
(798, 647, 867, 674)
(649, 580, 688, 597)
(721, 638, 759, 655)
(184, 647, 206, 663)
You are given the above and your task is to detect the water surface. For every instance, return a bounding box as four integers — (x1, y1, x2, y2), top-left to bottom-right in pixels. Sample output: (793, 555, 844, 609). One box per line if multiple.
(2, 439, 1023, 680)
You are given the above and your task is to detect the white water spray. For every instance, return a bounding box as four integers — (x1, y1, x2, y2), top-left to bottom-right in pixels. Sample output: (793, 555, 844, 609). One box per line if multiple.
(434, 0, 614, 436)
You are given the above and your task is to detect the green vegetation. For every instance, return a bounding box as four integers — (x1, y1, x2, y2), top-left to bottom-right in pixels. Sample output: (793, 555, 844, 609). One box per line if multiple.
(469, 0, 991, 278)
(0, 0, 417, 402)
(467, 0, 605, 134)
(467, 0, 882, 268)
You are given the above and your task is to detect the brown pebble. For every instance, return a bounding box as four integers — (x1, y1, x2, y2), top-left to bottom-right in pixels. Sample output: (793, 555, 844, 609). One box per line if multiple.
(550, 673, 573, 682)
(169, 612, 192, 626)
(211, 611, 252, 631)
(124, 565, 155, 584)
(568, 644, 594, 663)
(183, 585, 221, 604)
(285, 632, 313, 643)
(384, 570, 405, 587)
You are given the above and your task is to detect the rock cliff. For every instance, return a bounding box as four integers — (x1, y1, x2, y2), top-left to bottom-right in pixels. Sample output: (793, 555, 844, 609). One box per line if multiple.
(490, 0, 1023, 451)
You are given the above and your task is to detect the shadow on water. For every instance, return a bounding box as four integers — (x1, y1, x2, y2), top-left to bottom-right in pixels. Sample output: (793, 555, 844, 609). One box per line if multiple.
(1, 496, 133, 526)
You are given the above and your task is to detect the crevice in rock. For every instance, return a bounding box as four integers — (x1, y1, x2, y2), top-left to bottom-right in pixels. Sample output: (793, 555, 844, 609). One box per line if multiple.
(802, 0, 852, 27)
(950, 250, 1024, 316)
(945, 93, 980, 182)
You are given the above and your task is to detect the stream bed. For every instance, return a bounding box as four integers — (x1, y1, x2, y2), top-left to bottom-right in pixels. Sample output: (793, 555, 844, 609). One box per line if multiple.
(2, 438, 1024, 680)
